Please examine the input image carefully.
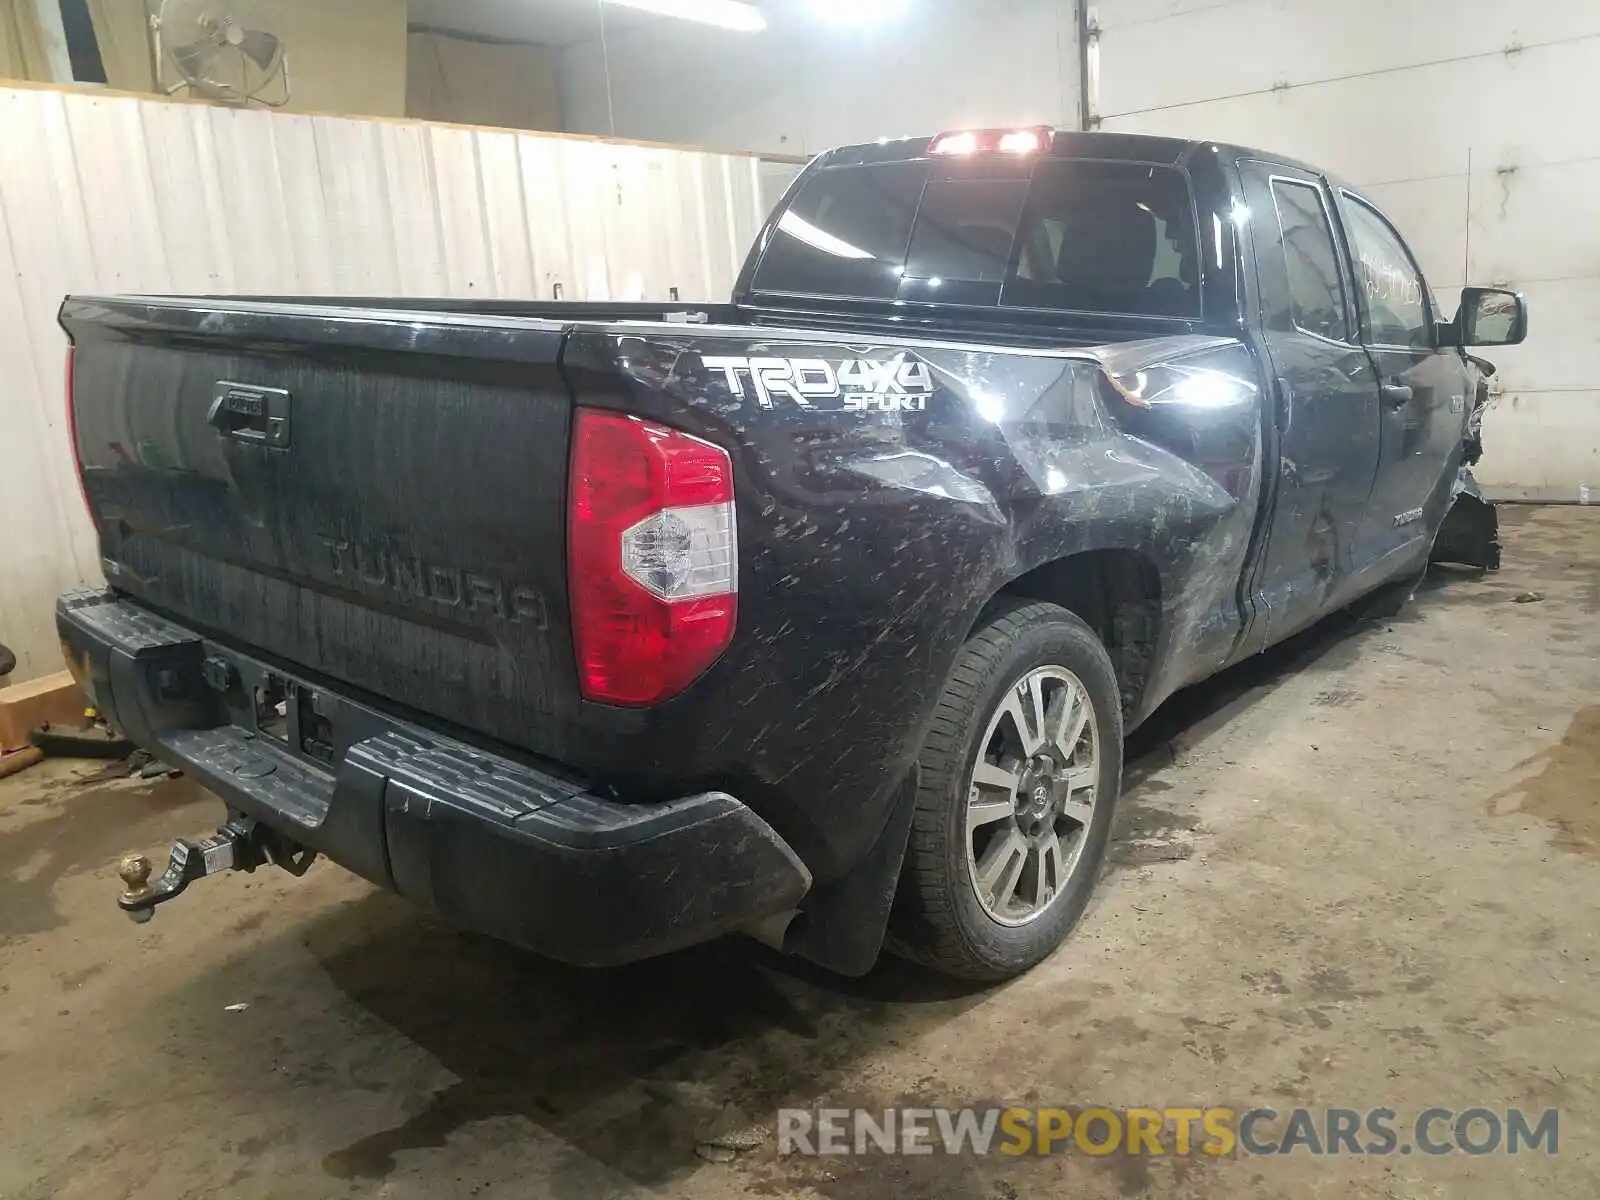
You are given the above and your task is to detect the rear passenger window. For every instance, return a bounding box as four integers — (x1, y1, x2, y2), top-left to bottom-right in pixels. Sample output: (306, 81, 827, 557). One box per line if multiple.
(1269, 180, 1348, 341)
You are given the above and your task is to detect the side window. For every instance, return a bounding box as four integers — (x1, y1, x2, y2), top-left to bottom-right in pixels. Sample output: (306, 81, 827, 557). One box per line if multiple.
(1341, 196, 1431, 347)
(1268, 179, 1348, 341)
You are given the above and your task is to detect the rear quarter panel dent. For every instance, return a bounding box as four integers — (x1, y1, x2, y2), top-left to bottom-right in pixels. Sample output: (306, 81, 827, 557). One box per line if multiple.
(563, 329, 1263, 879)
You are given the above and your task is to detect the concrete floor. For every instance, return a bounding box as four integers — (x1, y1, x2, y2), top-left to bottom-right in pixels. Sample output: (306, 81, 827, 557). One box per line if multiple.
(1, 506, 1596, 1200)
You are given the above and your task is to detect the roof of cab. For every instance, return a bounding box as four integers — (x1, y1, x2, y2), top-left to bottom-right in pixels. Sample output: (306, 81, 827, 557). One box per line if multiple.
(811, 129, 1391, 213)
(817, 129, 1199, 168)
(814, 129, 1343, 186)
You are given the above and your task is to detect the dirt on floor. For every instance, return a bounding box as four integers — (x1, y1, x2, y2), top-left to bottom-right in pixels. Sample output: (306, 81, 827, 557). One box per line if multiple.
(1, 507, 1598, 1200)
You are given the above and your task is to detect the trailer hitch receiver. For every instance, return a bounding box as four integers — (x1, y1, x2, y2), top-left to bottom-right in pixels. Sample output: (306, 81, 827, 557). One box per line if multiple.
(117, 819, 317, 923)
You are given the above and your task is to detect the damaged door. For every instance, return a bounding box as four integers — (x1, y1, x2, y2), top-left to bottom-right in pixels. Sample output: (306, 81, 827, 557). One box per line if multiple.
(1336, 193, 1473, 573)
(1237, 161, 1381, 648)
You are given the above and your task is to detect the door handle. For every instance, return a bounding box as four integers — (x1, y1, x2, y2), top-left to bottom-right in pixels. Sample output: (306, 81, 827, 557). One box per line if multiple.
(1380, 382, 1414, 408)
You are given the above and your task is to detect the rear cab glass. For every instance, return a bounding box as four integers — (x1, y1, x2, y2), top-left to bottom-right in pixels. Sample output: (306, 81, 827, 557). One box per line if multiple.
(757, 160, 926, 300)
(750, 154, 1202, 320)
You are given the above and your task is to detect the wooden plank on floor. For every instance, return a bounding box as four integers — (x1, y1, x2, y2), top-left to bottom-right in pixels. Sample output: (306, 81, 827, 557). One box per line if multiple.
(0, 671, 89, 752)
(0, 746, 44, 781)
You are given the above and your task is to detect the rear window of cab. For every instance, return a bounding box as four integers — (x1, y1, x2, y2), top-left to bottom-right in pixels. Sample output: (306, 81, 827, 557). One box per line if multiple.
(751, 158, 1201, 319)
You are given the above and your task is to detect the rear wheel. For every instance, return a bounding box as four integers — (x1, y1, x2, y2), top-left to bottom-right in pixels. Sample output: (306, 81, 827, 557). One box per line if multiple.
(892, 601, 1124, 981)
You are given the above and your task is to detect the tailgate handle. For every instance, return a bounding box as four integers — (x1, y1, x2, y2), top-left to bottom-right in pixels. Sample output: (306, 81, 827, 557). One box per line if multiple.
(208, 382, 291, 449)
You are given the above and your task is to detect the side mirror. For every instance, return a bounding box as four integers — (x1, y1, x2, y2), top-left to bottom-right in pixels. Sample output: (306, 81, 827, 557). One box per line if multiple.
(1455, 286, 1527, 347)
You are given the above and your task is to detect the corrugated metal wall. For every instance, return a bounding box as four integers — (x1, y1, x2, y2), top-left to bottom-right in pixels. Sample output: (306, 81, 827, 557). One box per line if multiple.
(0, 84, 768, 685)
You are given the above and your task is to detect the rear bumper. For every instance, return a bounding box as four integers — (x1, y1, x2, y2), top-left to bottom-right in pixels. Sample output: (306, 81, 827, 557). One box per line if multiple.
(58, 589, 811, 966)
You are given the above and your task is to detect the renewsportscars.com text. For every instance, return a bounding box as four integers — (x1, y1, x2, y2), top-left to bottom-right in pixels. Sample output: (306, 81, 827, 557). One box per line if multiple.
(778, 1106, 1559, 1158)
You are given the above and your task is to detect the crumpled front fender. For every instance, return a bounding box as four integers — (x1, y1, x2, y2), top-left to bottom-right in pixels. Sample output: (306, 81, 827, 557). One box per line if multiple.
(1432, 467, 1501, 571)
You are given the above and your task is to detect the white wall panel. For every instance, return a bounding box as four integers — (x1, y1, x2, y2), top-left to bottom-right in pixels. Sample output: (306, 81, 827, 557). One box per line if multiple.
(431, 128, 495, 295)
(1488, 279, 1600, 397)
(1482, 393, 1600, 502)
(314, 120, 403, 296)
(600, 148, 659, 301)
(561, 141, 621, 300)
(477, 131, 538, 300)
(1096, 0, 1253, 29)
(273, 115, 341, 294)
(379, 120, 449, 297)
(142, 102, 235, 293)
(204, 109, 285, 291)
(1466, 159, 1600, 289)
(559, 0, 1079, 158)
(516, 137, 578, 298)
(0, 85, 768, 684)
(1098, 0, 1600, 117)
(1101, 39, 1600, 189)
(1096, 0, 1600, 498)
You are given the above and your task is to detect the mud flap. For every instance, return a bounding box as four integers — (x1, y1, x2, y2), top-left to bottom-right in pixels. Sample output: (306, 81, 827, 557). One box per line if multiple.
(1431, 467, 1502, 572)
(787, 766, 919, 977)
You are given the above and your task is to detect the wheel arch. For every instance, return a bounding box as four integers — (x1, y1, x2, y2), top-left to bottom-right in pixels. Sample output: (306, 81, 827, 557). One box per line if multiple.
(977, 549, 1165, 719)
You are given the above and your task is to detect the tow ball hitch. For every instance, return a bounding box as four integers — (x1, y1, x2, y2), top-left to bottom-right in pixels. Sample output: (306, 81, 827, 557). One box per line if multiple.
(116, 819, 318, 923)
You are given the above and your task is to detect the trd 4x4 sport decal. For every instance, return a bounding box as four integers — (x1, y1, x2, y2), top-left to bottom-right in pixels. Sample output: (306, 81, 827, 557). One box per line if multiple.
(701, 354, 935, 412)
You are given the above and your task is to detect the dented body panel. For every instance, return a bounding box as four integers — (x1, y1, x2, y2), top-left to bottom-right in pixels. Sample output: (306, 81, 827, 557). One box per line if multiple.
(560, 326, 1265, 875)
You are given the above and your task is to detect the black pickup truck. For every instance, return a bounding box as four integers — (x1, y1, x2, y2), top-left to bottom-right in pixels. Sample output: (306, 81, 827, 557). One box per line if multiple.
(59, 129, 1524, 981)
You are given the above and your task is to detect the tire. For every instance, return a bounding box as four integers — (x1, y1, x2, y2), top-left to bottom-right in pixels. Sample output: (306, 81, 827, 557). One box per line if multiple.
(892, 600, 1124, 981)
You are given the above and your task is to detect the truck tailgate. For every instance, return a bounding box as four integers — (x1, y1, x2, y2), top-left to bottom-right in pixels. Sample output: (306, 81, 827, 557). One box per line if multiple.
(61, 297, 577, 754)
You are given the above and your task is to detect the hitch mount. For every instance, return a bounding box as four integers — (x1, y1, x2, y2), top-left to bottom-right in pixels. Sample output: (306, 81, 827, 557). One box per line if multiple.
(117, 818, 318, 923)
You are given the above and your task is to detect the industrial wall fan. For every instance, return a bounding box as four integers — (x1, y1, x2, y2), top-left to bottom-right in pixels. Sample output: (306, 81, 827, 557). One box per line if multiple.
(153, 0, 291, 106)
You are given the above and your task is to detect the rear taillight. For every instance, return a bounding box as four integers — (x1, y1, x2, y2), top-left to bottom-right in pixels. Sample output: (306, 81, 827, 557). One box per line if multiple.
(568, 408, 737, 707)
(65, 344, 91, 520)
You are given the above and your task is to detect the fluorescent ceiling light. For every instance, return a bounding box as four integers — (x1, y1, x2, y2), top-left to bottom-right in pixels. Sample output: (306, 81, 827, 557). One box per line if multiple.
(604, 0, 767, 32)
